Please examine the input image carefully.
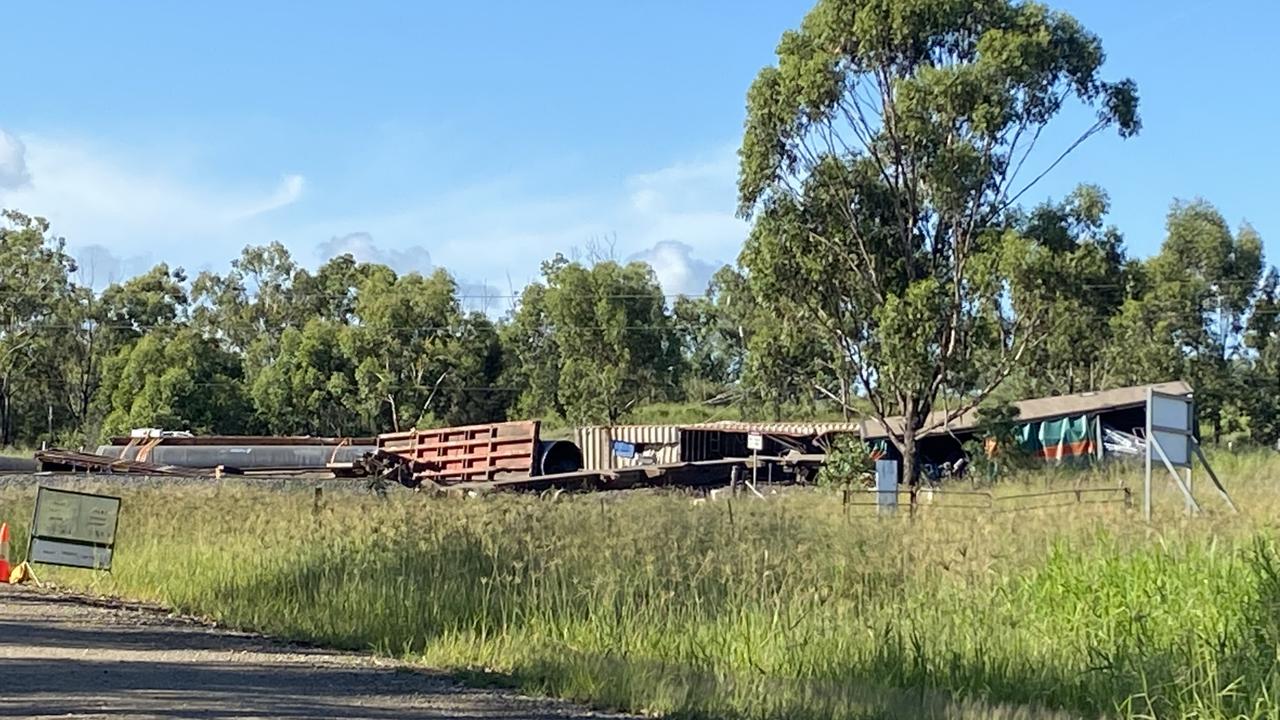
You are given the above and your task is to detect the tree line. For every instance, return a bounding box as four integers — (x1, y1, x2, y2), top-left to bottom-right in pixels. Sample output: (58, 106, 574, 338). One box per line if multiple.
(2, 0, 1274, 477)
(0, 190, 1272, 451)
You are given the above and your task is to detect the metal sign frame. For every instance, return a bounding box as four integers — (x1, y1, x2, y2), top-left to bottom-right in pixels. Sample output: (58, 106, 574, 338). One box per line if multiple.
(27, 485, 121, 571)
(1144, 388, 1236, 520)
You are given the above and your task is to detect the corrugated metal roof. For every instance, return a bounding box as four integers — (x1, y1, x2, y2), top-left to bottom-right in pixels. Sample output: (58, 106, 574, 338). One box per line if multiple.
(585, 425, 682, 443)
(681, 420, 864, 437)
(861, 381, 1192, 440)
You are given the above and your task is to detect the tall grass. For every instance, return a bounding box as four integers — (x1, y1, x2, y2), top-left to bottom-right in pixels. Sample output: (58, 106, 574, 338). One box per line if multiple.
(4, 453, 1280, 719)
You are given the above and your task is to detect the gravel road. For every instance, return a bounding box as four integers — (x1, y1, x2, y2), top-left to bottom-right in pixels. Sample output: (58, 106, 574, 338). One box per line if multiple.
(0, 585, 632, 720)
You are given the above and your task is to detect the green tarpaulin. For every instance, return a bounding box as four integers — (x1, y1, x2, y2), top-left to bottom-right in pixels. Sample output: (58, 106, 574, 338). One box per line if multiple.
(1015, 413, 1099, 462)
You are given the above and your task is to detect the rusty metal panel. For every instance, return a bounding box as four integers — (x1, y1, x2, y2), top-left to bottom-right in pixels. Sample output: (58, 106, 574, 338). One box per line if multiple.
(377, 420, 540, 484)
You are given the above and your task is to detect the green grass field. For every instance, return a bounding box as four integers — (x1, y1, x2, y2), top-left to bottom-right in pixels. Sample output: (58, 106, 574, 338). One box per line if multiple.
(3, 453, 1279, 719)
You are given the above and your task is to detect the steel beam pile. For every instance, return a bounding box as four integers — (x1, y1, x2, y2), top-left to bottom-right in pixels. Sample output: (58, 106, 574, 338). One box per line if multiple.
(35, 448, 213, 477)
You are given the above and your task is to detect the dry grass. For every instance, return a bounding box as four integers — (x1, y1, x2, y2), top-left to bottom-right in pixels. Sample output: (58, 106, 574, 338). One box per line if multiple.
(3, 451, 1279, 719)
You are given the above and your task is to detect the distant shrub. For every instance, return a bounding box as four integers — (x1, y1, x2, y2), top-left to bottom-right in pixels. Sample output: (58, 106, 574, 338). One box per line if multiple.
(967, 401, 1035, 482)
(816, 435, 875, 488)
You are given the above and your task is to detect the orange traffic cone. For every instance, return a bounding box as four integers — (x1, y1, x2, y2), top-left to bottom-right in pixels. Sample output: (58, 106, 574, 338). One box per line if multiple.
(0, 523, 10, 583)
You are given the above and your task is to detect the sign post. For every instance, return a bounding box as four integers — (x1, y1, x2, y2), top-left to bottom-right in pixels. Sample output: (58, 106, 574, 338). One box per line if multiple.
(875, 460, 899, 516)
(27, 486, 121, 571)
(746, 432, 764, 498)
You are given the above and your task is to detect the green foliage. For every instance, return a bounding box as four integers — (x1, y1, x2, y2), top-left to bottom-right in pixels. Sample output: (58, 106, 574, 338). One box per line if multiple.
(191, 241, 302, 354)
(815, 434, 874, 487)
(671, 266, 747, 397)
(1, 1, 1278, 472)
(737, 0, 1139, 479)
(1243, 270, 1280, 445)
(974, 401, 1021, 450)
(0, 211, 80, 445)
(965, 400, 1034, 480)
(251, 319, 363, 435)
(99, 263, 190, 347)
(1006, 186, 1132, 396)
(97, 327, 255, 435)
(504, 255, 683, 425)
(499, 283, 561, 420)
(347, 267, 501, 430)
(1107, 201, 1264, 441)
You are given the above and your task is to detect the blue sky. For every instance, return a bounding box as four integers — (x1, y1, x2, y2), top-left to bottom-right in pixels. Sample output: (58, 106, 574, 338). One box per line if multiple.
(1, 1, 1276, 304)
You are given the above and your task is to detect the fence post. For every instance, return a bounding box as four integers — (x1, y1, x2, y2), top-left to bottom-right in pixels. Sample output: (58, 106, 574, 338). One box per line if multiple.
(313, 485, 323, 517)
(1123, 487, 1133, 510)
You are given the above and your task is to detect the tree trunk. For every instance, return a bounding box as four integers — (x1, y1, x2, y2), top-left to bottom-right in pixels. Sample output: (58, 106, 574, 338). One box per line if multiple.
(0, 385, 9, 448)
(387, 394, 400, 432)
(897, 403, 920, 487)
(838, 368, 851, 421)
(900, 431, 918, 488)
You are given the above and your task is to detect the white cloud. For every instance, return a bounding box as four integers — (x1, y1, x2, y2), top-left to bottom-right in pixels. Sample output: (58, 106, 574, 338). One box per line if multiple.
(620, 149, 746, 261)
(628, 240, 720, 297)
(0, 125, 747, 301)
(316, 231, 503, 314)
(0, 129, 305, 267)
(0, 129, 30, 189)
(73, 244, 154, 289)
(297, 146, 748, 297)
(231, 173, 305, 220)
(317, 231, 434, 273)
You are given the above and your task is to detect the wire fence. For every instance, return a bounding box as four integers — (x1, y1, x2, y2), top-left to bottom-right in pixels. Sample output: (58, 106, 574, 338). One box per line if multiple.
(836, 485, 1133, 516)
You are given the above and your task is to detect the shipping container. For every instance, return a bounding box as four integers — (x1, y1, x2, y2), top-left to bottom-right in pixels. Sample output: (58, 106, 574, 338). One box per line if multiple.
(576, 425, 683, 470)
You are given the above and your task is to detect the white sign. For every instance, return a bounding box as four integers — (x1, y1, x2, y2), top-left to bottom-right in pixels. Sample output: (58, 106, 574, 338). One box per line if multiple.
(1147, 391, 1193, 470)
(1151, 429, 1190, 466)
(747, 432, 763, 451)
(29, 537, 113, 570)
(29, 486, 121, 570)
(1151, 395, 1191, 432)
(1144, 389, 1198, 520)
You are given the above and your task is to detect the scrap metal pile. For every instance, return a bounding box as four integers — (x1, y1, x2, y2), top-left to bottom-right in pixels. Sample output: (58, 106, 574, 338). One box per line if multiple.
(27, 420, 829, 494)
(34, 448, 211, 477)
(35, 430, 377, 479)
(11, 382, 1199, 495)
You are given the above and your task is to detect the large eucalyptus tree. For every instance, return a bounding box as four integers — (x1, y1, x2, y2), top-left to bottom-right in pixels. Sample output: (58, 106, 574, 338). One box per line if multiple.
(737, 0, 1140, 480)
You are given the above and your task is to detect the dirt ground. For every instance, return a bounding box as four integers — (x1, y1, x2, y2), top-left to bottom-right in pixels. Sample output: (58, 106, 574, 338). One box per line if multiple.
(0, 585, 631, 720)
